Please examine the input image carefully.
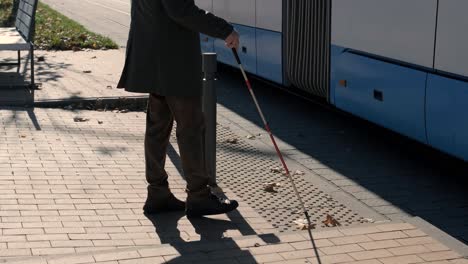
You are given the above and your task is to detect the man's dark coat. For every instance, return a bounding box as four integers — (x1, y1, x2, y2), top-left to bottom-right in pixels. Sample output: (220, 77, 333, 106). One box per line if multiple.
(117, 0, 233, 96)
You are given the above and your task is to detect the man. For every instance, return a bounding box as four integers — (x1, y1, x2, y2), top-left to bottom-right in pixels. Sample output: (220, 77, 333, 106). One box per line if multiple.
(117, 0, 240, 217)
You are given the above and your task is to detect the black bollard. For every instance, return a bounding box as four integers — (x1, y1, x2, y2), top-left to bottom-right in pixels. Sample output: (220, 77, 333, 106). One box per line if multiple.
(202, 53, 218, 189)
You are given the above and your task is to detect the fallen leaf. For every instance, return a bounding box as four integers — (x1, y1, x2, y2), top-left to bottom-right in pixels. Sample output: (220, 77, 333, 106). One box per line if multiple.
(20, 135, 26, 138)
(106, 85, 112, 89)
(98, 121, 103, 124)
(322, 214, 341, 227)
(37, 56, 45, 62)
(226, 138, 238, 144)
(264, 182, 281, 193)
(293, 170, 305, 176)
(270, 167, 283, 174)
(254, 243, 261, 247)
(91, 56, 97, 59)
(293, 219, 316, 230)
(73, 117, 89, 122)
(83, 70, 92, 73)
(246, 134, 256, 140)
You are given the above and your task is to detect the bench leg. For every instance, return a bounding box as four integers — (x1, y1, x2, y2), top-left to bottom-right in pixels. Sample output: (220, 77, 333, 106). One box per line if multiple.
(30, 44, 35, 88)
(17, 50, 21, 73)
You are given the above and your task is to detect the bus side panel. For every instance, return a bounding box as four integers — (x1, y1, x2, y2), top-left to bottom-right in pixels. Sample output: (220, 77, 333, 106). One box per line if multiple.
(332, 0, 437, 68)
(256, 0, 282, 32)
(435, 0, 468, 78)
(427, 74, 468, 161)
(256, 29, 282, 84)
(213, 0, 255, 28)
(334, 52, 427, 143)
(330, 45, 346, 105)
(194, 0, 212, 12)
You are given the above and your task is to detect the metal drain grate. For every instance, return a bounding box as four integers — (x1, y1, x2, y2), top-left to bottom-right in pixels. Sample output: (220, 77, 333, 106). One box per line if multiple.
(215, 126, 365, 232)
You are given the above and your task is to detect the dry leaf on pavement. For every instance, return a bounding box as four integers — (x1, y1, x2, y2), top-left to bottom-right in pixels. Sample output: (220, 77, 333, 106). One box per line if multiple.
(246, 134, 256, 140)
(264, 182, 281, 193)
(270, 167, 284, 174)
(226, 138, 238, 144)
(293, 170, 305, 176)
(293, 219, 316, 230)
(322, 214, 341, 227)
(73, 117, 89, 122)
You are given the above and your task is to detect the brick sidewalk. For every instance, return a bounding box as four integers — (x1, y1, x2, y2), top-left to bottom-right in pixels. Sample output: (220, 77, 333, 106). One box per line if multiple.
(1, 108, 467, 263)
(2, 223, 466, 264)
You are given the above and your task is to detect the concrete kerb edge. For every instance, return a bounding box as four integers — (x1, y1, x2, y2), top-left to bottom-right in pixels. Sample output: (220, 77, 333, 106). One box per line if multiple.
(33, 95, 149, 108)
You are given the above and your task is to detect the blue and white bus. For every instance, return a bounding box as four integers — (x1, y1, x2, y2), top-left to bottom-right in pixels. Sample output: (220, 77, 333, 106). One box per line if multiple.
(195, 0, 468, 162)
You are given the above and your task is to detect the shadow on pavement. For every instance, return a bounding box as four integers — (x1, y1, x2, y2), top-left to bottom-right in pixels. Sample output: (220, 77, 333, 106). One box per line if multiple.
(0, 107, 41, 130)
(144, 212, 258, 263)
(215, 67, 468, 244)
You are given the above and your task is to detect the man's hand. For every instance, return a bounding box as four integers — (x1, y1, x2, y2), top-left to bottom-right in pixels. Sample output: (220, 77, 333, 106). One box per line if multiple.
(225, 30, 240, 49)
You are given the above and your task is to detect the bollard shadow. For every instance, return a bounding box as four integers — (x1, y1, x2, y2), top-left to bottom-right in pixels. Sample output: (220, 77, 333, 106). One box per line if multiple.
(215, 66, 468, 244)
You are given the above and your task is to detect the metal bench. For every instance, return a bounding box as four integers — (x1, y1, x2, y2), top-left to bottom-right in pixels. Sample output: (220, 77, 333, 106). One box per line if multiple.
(0, 0, 38, 88)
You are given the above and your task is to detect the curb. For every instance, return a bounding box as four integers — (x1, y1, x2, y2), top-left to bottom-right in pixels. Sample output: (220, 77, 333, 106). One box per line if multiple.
(33, 95, 149, 108)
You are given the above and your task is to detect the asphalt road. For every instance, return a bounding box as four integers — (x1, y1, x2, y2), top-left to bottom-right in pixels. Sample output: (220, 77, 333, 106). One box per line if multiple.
(41, 0, 131, 47)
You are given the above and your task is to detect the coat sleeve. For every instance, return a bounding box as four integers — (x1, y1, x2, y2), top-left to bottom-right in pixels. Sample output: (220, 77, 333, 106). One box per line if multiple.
(161, 0, 234, 40)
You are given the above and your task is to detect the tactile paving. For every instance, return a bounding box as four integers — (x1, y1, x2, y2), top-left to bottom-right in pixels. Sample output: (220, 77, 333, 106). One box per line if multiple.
(218, 126, 370, 232)
(173, 125, 367, 232)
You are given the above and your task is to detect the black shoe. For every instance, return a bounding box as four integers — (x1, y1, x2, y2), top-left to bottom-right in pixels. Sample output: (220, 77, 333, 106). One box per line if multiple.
(143, 192, 185, 215)
(186, 193, 239, 217)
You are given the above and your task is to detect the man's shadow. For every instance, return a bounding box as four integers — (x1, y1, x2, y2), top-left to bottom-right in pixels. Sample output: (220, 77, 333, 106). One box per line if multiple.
(145, 212, 262, 263)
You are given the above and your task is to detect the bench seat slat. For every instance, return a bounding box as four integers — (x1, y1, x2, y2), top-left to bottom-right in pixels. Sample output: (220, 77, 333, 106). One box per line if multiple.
(0, 28, 30, 50)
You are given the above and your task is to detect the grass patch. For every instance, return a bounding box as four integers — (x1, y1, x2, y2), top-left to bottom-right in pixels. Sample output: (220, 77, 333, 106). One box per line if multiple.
(0, 0, 118, 50)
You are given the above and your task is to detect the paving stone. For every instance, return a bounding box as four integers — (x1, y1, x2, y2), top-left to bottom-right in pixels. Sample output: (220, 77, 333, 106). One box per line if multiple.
(7, 241, 51, 249)
(47, 254, 95, 264)
(331, 235, 372, 245)
(387, 245, 431, 256)
(418, 251, 462, 262)
(290, 239, 334, 250)
(396, 236, 436, 246)
(307, 253, 354, 264)
(320, 244, 364, 255)
(279, 249, 317, 259)
(367, 231, 408, 241)
(343, 260, 383, 264)
(118, 256, 166, 264)
(379, 255, 425, 264)
(93, 250, 141, 262)
(349, 249, 393, 260)
(237, 253, 284, 263)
